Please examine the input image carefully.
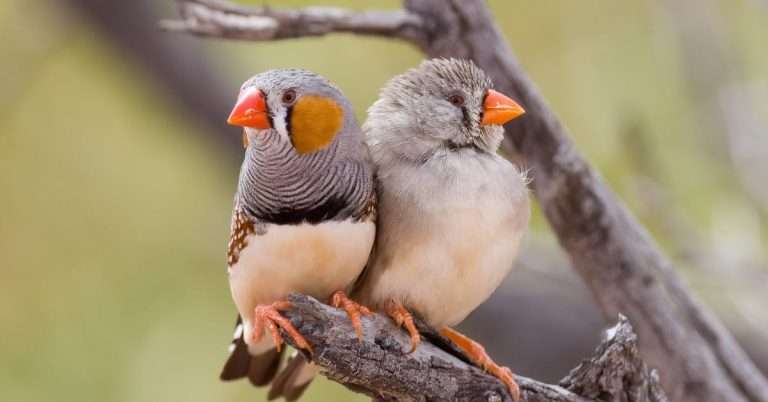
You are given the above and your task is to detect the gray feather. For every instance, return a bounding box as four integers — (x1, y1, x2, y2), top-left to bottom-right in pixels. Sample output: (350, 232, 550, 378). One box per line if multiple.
(355, 58, 531, 328)
(364, 58, 504, 165)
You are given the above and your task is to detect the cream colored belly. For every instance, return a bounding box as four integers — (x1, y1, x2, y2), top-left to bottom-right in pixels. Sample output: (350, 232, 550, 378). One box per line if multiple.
(364, 209, 526, 328)
(230, 219, 374, 350)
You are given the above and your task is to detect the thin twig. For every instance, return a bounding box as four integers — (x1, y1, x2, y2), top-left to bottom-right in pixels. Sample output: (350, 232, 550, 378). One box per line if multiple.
(159, 0, 426, 47)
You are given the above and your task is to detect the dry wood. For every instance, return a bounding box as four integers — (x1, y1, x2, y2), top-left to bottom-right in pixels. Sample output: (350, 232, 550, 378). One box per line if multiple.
(281, 294, 665, 402)
(160, 0, 425, 45)
(162, 1, 768, 401)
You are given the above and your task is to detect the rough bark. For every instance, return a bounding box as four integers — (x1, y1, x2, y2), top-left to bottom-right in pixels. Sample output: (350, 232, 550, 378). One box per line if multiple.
(560, 315, 668, 402)
(282, 294, 665, 402)
(160, 1, 768, 401)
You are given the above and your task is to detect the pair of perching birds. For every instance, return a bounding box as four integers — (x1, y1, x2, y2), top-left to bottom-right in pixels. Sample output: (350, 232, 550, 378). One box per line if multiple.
(220, 58, 530, 401)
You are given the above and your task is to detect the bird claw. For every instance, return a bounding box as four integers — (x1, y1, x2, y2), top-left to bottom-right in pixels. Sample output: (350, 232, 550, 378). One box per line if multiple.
(441, 327, 520, 402)
(385, 300, 421, 353)
(331, 290, 372, 340)
(490, 365, 520, 402)
(252, 301, 313, 355)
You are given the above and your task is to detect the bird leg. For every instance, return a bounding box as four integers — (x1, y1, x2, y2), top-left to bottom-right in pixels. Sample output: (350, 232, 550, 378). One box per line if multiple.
(331, 290, 372, 340)
(440, 327, 520, 402)
(252, 301, 313, 355)
(384, 299, 421, 353)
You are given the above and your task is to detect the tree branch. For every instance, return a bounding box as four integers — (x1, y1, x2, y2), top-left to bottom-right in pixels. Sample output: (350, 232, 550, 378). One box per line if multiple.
(282, 294, 665, 402)
(160, 0, 426, 47)
(560, 315, 668, 402)
(162, 1, 768, 401)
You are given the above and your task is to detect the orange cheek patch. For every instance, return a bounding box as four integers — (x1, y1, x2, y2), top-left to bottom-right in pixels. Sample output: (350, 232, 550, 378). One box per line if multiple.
(290, 95, 343, 154)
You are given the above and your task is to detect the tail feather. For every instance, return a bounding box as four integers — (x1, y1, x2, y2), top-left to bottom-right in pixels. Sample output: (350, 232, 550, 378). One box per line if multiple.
(246, 348, 283, 386)
(219, 315, 283, 386)
(268, 352, 318, 401)
(219, 335, 251, 380)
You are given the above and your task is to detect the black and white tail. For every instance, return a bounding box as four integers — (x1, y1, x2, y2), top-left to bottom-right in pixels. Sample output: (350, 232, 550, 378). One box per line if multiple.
(219, 316, 284, 386)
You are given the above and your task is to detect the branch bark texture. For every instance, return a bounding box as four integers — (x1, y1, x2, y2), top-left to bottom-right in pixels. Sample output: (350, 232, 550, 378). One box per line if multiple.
(282, 294, 665, 402)
(163, 1, 768, 401)
(161, 0, 425, 46)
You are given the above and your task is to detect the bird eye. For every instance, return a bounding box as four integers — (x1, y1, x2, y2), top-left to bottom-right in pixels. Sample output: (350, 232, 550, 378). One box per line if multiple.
(448, 94, 465, 107)
(282, 89, 297, 105)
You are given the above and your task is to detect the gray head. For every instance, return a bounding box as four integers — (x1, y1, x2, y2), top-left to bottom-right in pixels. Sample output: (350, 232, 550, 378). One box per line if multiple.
(365, 58, 524, 162)
(227, 69, 374, 225)
(228, 68, 364, 159)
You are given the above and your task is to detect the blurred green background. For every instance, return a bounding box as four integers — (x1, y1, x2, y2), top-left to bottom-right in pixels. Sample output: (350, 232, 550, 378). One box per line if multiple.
(1, 1, 767, 401)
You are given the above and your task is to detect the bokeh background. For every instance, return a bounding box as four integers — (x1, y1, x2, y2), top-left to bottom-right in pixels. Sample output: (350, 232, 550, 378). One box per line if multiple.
(1, 0, 767, 401)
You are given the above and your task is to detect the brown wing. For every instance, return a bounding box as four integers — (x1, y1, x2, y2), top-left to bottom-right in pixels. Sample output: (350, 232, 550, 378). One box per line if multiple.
(358, 186, 377, 223)
(227, 207, 256, 266)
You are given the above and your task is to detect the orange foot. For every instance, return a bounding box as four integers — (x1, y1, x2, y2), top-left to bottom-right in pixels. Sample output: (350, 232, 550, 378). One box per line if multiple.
(331, 290, 372, 340)
(385, 300, 421, 353)
(440, 327, 520, 402)
(252, 301, 313, 355)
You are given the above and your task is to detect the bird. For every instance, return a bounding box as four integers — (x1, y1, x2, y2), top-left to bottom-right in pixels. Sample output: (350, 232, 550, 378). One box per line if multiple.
(218, 69, 376, 400)
(354, 58, 529, 401)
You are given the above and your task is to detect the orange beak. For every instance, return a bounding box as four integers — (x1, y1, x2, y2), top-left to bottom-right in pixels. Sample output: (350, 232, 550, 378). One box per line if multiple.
(480, 89, 525, 126)
(227, 88, 271, 129)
